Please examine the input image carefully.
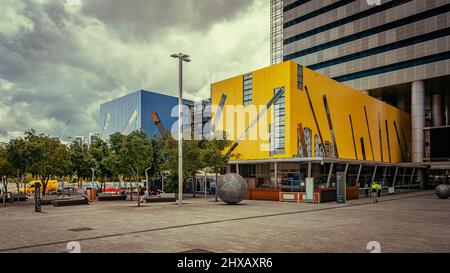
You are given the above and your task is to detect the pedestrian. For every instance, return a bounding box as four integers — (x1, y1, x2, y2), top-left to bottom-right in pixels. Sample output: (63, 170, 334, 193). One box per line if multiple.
(144, 189, 149, 202)
(371, 182, 379, 203)
(138, 186, 143, 203)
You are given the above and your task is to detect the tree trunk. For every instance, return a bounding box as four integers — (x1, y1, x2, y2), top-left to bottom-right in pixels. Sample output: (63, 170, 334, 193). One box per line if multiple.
(16, 183, 20, 203)
(215, 172, 218, 202)
(192, 175, 196, 198)
(2, 178, 6, 207)
(129, 182, 133, 201)
(41, 177, 49, 196)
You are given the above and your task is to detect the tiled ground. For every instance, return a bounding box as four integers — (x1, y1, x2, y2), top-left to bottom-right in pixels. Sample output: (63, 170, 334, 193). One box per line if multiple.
(0, 191, 448, 253)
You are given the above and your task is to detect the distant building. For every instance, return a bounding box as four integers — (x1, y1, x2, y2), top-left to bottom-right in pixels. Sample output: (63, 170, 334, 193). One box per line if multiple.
(99, 90, 211, 140)
(190, 98, 212, 139)
(89, 133, 100, 145)
(74, 136, 86, 146)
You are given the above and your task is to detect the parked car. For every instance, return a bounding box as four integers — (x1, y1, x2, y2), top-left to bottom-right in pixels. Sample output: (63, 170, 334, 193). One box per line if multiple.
(22, 180, 61, 194)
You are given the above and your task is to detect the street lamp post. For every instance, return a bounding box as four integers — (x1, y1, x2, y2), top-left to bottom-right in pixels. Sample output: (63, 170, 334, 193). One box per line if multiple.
(145, 166, 151, 193)
(90, 167, 95, 186)
(170, 53, 190, 207)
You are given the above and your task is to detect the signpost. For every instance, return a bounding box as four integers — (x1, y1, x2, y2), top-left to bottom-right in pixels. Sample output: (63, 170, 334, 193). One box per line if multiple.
(305, 177, 314, 201)
(336, 171, 346, 204)
(137, 186, 141, 207)
(35, 183, 42, 212)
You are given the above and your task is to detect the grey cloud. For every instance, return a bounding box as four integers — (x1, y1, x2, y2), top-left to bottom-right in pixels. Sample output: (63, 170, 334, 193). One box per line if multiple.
(0, 0, 269, 142)
(0, 46, 31, 81)
(81, 0, 254, 41)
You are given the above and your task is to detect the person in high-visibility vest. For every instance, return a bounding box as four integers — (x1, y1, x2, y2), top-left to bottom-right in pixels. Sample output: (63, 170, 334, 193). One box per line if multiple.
(371, 182, 380, 203)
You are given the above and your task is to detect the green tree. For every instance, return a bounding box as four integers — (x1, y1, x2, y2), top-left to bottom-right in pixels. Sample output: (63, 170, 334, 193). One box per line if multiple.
(89, 138, 112, 181)
(24, 130, 71, 195)
(4, 137, 29, 192)
(201, 132, 236, 201)
(108, 132, 128, 183)
(69, 142, 95, 181)
(162, 136, 206, 197)
(122, 131, 147, 182)
(0, 144, 14, 197)
(0, 144, 14, 176)
(105, 131, 163, 199)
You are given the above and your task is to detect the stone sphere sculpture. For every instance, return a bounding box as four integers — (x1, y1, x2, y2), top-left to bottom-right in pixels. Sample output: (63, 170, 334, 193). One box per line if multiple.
(435, 184, 450, 199)
(217, 173, 248, 205)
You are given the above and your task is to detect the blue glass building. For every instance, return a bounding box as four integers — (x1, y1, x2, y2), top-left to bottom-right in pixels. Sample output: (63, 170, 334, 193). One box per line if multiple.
(99, 90, 196, 139)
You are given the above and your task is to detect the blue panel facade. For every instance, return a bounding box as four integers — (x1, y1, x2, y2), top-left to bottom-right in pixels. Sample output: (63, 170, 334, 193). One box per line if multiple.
(140, 90, 180, 138)
(99, 90, 196, 139)
(99, 91, 142, 139)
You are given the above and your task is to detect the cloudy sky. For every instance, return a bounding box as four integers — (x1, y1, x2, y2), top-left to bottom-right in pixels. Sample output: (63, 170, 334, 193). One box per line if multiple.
(0, 0, 270, 142)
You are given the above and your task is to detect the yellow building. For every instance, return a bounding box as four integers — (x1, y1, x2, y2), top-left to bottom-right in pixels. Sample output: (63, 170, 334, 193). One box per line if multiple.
(211, 61, 424, 201)
(212, 61, 411, 163)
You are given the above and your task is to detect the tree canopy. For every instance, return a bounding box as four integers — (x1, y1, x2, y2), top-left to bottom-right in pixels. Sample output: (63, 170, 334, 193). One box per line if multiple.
(0, 129, 233, 195)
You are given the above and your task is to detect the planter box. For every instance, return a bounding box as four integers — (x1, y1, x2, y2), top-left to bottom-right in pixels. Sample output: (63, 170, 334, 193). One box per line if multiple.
(315, 188, 336, 203)
(247, 188, 281, 201)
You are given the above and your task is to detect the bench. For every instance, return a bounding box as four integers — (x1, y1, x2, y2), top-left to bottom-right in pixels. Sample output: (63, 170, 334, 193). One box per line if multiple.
(98, 193, 127, 201)
(145, 193, 176, 203)
(9, 193, 28, 202)
(41, 195, 58, 205)
(52, 197, 89, 207)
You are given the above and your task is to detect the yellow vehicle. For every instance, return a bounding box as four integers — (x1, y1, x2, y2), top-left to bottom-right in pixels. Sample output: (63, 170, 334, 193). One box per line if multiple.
(23, 180, 62, 194)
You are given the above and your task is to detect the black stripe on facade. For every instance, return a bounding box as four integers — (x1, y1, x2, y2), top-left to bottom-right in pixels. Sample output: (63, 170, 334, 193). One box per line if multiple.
(284, 3, 450, 61)
(283, 0, 312, 13)
(333, 51, 450, 82)
(284, 0, 356, 28)
(284, 0, 412, 44)
(308, 27, 450, 70)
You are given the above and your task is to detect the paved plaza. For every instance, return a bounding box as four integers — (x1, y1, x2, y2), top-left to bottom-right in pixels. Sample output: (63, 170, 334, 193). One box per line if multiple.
(0, 191, 449, 253)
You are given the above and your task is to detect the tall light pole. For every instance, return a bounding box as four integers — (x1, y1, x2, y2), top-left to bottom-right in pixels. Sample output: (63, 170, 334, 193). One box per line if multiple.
(90, 167, 95, 187)
(170, 53, 190, 207)
(145, 166, 151, 193)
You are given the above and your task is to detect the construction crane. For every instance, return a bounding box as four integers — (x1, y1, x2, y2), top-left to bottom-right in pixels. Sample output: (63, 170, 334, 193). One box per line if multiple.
(60, 120, 70, 140)
(150, 112, 168, 136)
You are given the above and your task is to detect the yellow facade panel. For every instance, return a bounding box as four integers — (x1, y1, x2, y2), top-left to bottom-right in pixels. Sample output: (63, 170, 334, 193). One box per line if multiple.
(211, 61, 411, 163)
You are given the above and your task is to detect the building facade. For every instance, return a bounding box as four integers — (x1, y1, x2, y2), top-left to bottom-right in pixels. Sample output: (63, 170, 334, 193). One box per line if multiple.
(100, 90, 181, 139)
(74, 136, 87, 146)
(211, 61, 423, 196)
(89, 133, 100, 145)
(212, 61, 411, 162)
(99, 90, 211, 140)
(273, 0, 450, 185)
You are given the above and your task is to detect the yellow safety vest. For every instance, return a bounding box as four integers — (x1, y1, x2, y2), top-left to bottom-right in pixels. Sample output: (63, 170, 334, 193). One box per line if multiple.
(371, 183, 378, 190)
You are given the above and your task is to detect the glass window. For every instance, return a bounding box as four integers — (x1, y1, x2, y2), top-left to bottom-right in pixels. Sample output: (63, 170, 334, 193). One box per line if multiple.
(298, 64, 303, 90)
(271, 87, 285, 155)
(243, 74, 253, 105)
